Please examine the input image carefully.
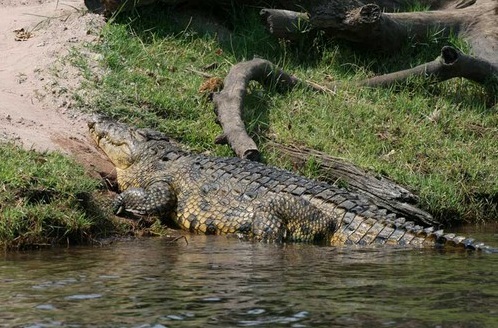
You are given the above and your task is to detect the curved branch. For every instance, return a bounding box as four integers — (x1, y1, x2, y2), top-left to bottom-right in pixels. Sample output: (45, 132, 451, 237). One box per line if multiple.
(359, 46, 498, 89)
(212, 58, 329, 160)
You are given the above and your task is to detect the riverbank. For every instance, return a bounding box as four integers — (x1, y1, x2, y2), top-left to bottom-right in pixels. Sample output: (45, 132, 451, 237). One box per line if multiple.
(79, 4, 497, 224)
(0, 0, 496, 249)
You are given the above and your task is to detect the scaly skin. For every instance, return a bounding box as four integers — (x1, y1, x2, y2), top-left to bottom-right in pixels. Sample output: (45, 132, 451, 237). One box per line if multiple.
(89, 117, 495, 251)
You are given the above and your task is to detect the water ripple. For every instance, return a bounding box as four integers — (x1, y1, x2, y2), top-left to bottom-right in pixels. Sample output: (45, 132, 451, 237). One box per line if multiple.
(0, 236, 496, 327)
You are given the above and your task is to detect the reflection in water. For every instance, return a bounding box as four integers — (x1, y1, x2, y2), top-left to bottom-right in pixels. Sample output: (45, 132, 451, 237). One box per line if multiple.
(1, 231, 498, 327)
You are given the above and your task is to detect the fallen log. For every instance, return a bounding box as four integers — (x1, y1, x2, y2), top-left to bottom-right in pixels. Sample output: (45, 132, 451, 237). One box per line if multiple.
(262, 0, 498, 65)
(310, 2, 465, 51)
(260, 0, 498, 100)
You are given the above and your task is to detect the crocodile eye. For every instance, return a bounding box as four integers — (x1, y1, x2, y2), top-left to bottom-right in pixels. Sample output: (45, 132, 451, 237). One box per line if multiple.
(162, 152, 180, 161)
(136, 130, 149, 141)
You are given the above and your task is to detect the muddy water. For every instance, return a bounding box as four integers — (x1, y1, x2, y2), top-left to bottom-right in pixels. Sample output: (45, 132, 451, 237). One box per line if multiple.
(1, 228, 498, 327)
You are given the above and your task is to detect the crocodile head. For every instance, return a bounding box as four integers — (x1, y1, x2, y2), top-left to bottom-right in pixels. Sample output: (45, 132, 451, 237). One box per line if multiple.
(88, 116, 171, 170)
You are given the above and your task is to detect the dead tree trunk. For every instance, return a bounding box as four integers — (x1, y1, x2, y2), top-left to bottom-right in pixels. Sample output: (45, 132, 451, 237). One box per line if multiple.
(311, 0, 498, 64)
(262, 0, 497, 61)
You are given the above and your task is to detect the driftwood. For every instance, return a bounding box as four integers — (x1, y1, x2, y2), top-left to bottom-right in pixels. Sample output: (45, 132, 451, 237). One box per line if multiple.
(265, 141, 437, 226)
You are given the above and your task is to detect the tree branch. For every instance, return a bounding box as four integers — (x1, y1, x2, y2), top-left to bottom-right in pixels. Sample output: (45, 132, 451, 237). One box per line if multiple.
(212, 58, 331, 160)
(260, 9, 310, 40)
(359, 46, 498, 90)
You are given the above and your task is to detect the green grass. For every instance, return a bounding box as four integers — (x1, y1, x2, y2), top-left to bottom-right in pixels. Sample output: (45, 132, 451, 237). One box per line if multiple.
(0, 144, 115, 249)
(73, 4, 498, 225)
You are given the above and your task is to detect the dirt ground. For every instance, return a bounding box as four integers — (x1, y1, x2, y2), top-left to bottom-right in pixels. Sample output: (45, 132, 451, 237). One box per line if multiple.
(0, 0, 113, 176)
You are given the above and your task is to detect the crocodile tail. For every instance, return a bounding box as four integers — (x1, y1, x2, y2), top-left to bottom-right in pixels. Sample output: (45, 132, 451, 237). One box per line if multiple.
(428, 231, 498, 253)
(333, 211, 497, 252)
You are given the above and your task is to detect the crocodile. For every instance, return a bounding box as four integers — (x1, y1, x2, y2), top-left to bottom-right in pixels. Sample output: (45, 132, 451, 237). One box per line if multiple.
(89, 117, 495, 251)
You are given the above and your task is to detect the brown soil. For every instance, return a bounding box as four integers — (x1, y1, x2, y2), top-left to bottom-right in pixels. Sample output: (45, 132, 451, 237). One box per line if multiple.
(0, 0, 113, 177)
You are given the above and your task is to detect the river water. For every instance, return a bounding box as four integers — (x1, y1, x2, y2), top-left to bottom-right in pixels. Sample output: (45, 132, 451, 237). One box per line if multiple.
(1, 227, 498, 328)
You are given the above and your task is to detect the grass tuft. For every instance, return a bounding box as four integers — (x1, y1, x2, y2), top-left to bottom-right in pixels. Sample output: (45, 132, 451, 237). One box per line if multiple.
(0, 144, 116, 249)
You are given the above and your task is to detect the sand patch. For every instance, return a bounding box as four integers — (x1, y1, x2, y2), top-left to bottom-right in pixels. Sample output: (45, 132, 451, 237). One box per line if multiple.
(0, 0, 113, 176)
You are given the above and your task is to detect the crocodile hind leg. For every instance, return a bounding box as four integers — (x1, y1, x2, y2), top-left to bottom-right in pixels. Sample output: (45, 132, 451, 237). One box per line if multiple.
(252, 195, 338, 243)
(113, 181, 177, 216)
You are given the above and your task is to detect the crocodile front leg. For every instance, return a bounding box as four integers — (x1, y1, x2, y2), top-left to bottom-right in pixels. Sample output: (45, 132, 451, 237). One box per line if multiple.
(252, 195, 338, 243)
(113, 181, 177, 216)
